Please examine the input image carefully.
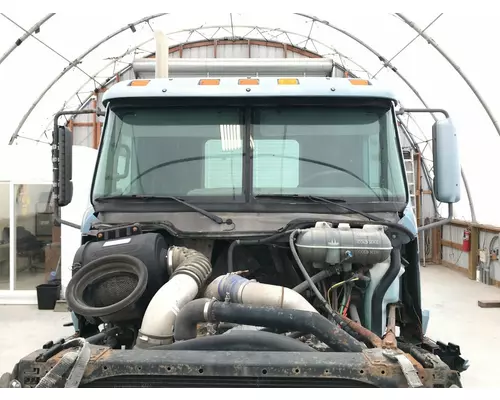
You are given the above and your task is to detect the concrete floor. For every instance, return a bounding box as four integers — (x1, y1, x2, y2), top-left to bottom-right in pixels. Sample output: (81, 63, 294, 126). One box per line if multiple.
(0, 263, 499, 387)
(420, 264, 500, 388)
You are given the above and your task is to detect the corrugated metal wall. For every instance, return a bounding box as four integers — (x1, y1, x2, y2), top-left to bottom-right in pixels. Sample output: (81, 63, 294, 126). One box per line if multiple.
(439, 222, 500, 284)
(441, 224, 469, 271)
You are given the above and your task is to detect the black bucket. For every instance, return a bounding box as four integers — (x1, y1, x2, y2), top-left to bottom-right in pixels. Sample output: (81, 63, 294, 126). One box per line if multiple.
(36, 283, 61, 310)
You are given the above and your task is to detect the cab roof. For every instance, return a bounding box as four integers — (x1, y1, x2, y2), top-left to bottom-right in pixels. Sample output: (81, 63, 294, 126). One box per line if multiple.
(102, 77, 398, 106)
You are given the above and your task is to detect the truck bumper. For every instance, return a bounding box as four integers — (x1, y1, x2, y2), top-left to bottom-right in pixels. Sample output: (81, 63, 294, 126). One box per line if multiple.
(8, 345, 462, 388)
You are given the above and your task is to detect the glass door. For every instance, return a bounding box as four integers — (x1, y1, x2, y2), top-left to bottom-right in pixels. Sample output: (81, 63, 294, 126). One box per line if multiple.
(0, 182, 10, 291)
(12, 183, 60, 291)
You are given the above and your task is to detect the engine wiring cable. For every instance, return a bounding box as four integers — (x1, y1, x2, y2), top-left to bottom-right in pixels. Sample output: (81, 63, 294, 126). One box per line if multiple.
(327, 276, 359, 307)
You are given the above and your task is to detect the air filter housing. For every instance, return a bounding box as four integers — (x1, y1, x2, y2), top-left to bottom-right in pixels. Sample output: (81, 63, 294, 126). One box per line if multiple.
(66, 233, 169, 324)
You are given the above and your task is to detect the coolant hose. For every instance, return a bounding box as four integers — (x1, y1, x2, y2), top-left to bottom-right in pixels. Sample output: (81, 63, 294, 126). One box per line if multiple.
(150, 330, 317, 352)
(136, 247, 212, 348)
(292, 269, 335, 294)
(174, 300, 365, 352)
(289, 230, 334, 314)
(289, 229, 381, 348)
(371, 247, 401, 337)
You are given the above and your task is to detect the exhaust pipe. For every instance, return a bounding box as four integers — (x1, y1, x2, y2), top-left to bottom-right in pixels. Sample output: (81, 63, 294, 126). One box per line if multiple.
(204, 274, 318, 313)
(154, 29, 169, 79)
(135, 247, 211, 348)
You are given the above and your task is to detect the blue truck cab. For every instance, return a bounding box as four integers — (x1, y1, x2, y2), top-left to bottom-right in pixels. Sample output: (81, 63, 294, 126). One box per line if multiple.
(4, 75, 468, 388)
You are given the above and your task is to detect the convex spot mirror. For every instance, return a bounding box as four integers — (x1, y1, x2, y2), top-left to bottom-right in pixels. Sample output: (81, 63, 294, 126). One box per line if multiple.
(432, 118, 461, 203)
(54, 126, 73, 207)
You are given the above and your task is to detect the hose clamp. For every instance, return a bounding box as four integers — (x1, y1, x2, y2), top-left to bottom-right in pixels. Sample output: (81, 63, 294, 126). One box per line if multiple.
(218, 274, 249, 303)
(166, 247, 174, 276)
(204, 298, 216, 321)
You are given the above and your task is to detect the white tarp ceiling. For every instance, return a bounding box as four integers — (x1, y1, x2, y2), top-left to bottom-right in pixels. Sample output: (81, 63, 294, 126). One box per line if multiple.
(0, 12, 499, 225)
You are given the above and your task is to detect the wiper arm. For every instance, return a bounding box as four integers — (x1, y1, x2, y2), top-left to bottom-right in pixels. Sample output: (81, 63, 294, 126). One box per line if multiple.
(94, 195, 229, 225)
(256, 194, 347, 203)
(255, 194, 383, 222)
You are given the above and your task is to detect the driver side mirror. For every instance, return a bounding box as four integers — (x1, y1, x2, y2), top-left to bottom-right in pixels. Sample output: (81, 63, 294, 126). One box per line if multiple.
(432, 118, 461, 203)
(54, 126, 73, 207)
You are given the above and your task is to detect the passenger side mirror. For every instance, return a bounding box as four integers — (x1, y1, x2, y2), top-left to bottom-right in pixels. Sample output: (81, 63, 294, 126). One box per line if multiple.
(54, 126, 73, 207)
(432, 118, 461, 203)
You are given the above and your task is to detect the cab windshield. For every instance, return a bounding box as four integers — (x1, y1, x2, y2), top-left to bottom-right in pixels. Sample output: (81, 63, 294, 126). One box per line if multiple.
(92, 100, 407, 207)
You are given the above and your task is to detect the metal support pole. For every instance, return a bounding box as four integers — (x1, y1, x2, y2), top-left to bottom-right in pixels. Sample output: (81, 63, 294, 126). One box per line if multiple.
(8, 13, 167, 145)
(396, 13, 500, 138)
(0, 13, 55, 66)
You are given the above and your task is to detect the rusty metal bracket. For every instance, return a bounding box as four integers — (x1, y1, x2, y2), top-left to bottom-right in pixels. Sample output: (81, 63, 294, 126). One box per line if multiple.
(382, 304, 398, 349)
(383, 349, 423, 388)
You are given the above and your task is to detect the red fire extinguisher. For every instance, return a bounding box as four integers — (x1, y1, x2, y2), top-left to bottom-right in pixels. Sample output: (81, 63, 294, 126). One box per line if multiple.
(462, 229, 471, 252)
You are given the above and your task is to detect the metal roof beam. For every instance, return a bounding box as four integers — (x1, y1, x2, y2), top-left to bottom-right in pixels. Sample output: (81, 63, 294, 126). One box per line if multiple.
(0, 13, 55, 66)
(8, 13, 168, 145)
(396, 13, 500, 139)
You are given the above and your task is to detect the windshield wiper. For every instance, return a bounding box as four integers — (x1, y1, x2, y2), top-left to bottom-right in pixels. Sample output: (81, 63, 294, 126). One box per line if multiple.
(94, 195, 229, 225)
(254, 194, 384, 222)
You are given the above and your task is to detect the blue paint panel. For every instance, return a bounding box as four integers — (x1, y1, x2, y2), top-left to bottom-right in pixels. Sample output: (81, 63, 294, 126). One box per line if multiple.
(398, 202, 418, 238)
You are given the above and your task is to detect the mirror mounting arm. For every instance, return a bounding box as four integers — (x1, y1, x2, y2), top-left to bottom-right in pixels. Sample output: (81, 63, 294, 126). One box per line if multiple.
(418, 203, 453, 233)
(396, 108, 450, 119)
(52, 108, 105, 138)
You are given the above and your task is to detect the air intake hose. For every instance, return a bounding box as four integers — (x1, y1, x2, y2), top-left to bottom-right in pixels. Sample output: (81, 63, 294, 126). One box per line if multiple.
(173, 300, 365, 352)
(204, 274, 318, 313)
(135, 246, 211, 348)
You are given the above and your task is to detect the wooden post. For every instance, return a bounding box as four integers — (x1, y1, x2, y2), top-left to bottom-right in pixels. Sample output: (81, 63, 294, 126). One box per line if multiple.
(432, 226, 442, 264)
(468, 225, 479, 280)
